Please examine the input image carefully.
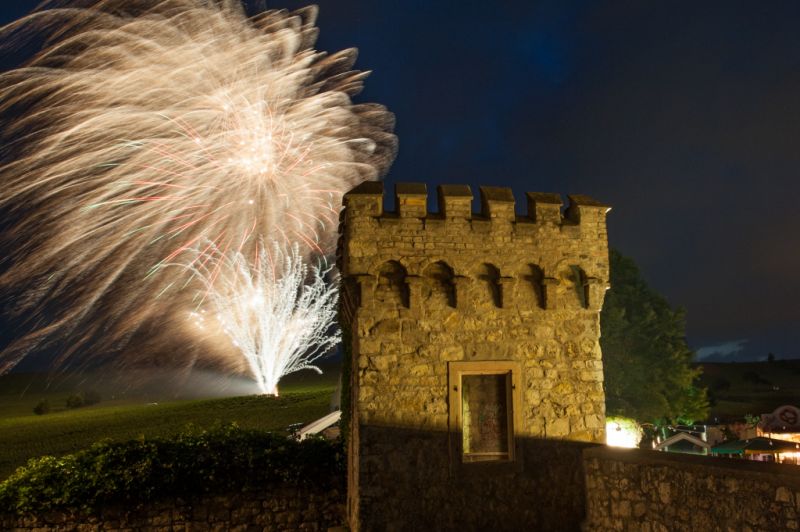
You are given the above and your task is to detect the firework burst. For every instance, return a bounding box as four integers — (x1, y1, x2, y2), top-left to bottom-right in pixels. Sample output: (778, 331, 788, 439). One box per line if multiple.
(0, 0, 395, 373)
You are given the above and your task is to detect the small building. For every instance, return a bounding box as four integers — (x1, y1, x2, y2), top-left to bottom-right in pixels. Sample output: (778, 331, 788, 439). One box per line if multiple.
(711, 436, 800, 465)
(656, 432, 711, 455)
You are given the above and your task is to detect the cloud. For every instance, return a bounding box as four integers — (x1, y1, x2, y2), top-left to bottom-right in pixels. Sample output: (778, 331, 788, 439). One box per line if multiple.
(695, 339, 748, 361)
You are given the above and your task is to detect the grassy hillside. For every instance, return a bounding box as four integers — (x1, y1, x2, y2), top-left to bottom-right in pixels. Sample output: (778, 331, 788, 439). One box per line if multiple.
(0, 363, 340, 480)
(697, 360, 800, 421)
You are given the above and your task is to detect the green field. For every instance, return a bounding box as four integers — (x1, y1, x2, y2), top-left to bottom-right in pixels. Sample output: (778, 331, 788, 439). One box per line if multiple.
(0, 363, 340, 480)
(8, 358, 793, 483)
(697, 360, 800, 420)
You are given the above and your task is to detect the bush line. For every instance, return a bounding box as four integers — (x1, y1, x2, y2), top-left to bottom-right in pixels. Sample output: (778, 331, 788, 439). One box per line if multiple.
(0, 423, 344, 515)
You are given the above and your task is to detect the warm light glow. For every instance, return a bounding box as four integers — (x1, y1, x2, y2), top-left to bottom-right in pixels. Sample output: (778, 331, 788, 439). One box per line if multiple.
(606, 417, 643, 448)
(778, 450, 800, 465)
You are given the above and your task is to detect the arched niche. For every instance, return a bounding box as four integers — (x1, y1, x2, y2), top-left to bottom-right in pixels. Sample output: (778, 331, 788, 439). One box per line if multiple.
(422, 261, 456, 308)
(521, 264, 546, 309)
(376, 260, 409, 308)
(476, 263, 502, 308)
(556, 263, 588, 309)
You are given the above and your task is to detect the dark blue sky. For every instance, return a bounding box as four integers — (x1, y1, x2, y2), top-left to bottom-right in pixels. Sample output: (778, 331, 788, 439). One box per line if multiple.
(3, 1, 800, 361)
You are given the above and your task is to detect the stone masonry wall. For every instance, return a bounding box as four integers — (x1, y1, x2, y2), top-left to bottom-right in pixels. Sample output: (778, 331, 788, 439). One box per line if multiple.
(0, 486, 345, 531)
(337, 181, 611, 530)
(583, 446, 800, 532)
(357, 430, 594, 530)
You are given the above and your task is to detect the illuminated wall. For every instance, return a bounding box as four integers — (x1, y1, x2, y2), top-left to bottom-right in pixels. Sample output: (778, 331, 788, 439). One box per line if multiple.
(337, 181, 611, 530)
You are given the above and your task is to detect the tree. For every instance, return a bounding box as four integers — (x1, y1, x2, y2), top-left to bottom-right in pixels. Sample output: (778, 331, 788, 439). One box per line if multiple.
(601, 249, 708, 424)
(65, 394, 84, 409)
(33, 399, 50, 415)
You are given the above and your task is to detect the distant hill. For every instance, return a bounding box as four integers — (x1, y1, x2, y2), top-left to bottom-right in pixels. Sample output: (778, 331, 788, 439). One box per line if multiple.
(696, 359, 800, 422)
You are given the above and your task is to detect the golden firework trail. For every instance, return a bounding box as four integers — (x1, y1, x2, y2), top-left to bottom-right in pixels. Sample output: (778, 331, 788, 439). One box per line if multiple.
(0, 0, 396, 375)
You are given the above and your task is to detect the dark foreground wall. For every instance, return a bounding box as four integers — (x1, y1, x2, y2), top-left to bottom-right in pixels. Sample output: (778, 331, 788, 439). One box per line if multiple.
(357, 427, 593, 531)
(584, 446, 800, 531)
(0, 486, 345, 531)
(6, 444, 800, 531)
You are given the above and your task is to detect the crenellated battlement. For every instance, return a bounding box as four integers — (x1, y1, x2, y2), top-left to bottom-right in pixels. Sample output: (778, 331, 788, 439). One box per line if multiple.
(342, 181, 610, 225)
(338, 182, 610, 309)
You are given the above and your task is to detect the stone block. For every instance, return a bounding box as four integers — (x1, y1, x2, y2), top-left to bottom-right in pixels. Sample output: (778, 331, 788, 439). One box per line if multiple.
(526, 192, 562, 224)
(546, 418, 571, 437)
(437, 184, 472, 219)
(343, 181, 384, 217)
(395, 182, 427, 218)
(479, 186, 515, 221)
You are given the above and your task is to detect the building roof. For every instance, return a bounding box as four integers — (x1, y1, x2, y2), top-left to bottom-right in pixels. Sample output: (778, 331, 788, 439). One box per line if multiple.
(656, 432, 710, 453)
(711, 436, 800, 455)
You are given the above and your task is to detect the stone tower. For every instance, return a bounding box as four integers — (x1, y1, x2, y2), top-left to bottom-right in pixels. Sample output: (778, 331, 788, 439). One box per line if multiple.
(337, 181, 610, 530)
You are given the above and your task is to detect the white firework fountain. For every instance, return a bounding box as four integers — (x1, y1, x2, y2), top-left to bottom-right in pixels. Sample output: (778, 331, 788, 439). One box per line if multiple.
(188, 241, 340, 395)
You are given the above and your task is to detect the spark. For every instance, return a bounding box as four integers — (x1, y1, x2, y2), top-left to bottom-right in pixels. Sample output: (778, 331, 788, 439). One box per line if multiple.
(0, 1, 395, 373)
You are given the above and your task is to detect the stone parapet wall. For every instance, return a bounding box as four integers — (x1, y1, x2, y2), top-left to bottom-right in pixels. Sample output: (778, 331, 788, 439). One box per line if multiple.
(0, 486, 345, 531)
(583, 446, 800, 531)
(7, 445, 800, 531)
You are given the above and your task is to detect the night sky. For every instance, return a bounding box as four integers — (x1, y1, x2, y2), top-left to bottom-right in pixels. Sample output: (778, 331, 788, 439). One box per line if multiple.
(1, 1, 799, 362)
